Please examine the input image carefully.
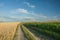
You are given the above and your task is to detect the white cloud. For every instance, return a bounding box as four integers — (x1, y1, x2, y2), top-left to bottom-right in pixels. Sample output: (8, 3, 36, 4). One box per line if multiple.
(17, 8, 29, 14)
(0, 16, 19, 22)
(31, 12, 47, 18)
(21, 17, 37, 22)
(52, 16, 58, 19)
(11, 8, 29, 14)
(24, 2, 35, 8)
(45, 16, 60, 21)
(50, 16, 59, 20)
(0, 17, 11, 22)
(0, 15, 59, 22)
(17, 8, 28, 13)
(11, 9, 47, 19)
(9, 16, 18, 18)
(0, 17, 6, 21)
(39, 15, 47, 18)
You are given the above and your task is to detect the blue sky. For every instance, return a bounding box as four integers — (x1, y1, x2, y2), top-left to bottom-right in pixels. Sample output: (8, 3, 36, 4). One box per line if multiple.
(0, 0, 60, 22)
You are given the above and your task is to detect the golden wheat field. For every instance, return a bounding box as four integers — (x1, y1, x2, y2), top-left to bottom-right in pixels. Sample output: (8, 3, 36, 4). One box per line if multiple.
(0, 22, 20, 40)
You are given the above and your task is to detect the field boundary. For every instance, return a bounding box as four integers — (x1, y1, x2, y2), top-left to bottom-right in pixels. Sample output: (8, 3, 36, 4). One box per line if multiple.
(21, 25, 38, 40)
(13, 24, 20, 40)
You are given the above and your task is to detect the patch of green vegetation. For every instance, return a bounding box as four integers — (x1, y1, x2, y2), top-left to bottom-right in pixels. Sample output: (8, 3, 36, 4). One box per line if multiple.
(23, 22, 60, 40)
(21, 25, 37, 40)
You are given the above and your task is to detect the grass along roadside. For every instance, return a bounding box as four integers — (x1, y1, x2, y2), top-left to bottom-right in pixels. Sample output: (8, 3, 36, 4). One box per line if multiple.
(21, 25, 39, 40)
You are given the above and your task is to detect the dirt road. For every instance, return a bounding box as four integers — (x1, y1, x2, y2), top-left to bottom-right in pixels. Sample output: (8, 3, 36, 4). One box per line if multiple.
(13, 25, 27, 40)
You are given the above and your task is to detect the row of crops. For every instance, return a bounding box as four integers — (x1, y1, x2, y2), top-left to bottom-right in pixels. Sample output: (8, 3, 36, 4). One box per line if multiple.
(23, 22, 60, 40)
(21, 25, 38, 40)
